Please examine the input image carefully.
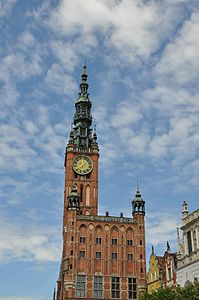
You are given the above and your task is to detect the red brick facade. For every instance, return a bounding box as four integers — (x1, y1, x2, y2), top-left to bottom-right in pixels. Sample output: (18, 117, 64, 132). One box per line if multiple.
(55, 66, 146, 300)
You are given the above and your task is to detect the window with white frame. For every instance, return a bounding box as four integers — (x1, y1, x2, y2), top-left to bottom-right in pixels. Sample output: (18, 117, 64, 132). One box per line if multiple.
(80, 236, 86, 243)
(112, 252, 117, 259)
(127, 253, 133, 261)
(111, 277, 120, 298)
(93, 276, 103, 298)
(128, 278, 137, 299)
(112, 238, 117, 245)
(76, 275, 86, 297)
(127, 240, 133, 246)
(96, 237, 102, 244)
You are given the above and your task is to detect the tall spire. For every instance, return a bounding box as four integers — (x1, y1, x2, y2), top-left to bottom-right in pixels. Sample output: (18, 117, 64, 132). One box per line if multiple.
(68, 65, 98, 148)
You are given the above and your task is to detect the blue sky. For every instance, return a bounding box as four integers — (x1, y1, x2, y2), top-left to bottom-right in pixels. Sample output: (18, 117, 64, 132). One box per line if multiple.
(0, 0, 199, 299)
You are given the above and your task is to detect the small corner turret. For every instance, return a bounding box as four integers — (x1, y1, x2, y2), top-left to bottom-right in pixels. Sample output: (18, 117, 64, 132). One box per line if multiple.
(182, 200, 189, 219)
(132, 188, 145, 217)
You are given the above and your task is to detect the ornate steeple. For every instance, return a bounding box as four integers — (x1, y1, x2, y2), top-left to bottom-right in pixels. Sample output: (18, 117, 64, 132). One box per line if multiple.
(68, 65, 98, 148)
(132, 187, 145, 216)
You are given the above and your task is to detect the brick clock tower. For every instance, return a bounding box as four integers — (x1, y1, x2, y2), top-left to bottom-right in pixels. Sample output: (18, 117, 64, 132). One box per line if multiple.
(55, 66, 146, 300)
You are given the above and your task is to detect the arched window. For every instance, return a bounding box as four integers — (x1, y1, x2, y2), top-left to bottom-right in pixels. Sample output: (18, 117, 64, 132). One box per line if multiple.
(80, 185, 83, 202)
(86, 185, 90, 206)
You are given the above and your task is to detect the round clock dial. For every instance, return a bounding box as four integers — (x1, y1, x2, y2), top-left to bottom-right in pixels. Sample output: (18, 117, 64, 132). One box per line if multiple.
(73, 155, 93, 175)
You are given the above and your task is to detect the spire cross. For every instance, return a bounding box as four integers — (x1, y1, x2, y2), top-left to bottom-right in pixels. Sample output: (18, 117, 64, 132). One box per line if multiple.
(137, 176, 139, 191)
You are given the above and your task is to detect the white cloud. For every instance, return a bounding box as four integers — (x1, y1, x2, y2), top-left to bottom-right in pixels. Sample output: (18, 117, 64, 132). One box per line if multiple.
(0, 216, 61, 262)
(111, 101, 142, 128)
(44, 63, 77, 96)
(50, 35, 97, 72)
(0, 82, 20, 111)
(0, 0, 16, 18)
(17, 31, 37, 50)
(0, 52, 42, 81)
(0, 123, 37, 172)
(45, 0, 194, 66)
(155, 11, 199, 85)
(146, 211, 179, 246)
(0, 100, 67, 174)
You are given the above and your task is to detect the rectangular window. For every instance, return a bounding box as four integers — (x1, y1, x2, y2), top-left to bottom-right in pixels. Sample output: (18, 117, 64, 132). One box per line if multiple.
(79, 251, 86, 258)
(111, 277, 120, 298)
(168, 267, 172, 281)
(76, 275, 86, 297)
(127, 253, 133, 261)
(93, 276, 103, 298)
(80, 236, 86, 243)
(96, 252, 102, 259)
(128, 278, 137, 299)
(112, 238, 117, 245)
(127, 240, 133, 246)
(96, 237, 102, 244)
(187, 231, 192, 254)
(112, 252, 117, 259)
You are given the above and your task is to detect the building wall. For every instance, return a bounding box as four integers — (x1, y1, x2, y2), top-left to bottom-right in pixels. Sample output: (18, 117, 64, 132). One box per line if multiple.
(147, 254, 162, 292)
(147, 248, 177, 292)
(61, 215, 146, 299)
(177, 259, 199, 286)
(177, 204, 199, 287)
(163, 252, 177, 288)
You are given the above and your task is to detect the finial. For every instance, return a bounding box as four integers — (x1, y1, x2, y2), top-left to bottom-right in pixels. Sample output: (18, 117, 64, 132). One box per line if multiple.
(92, 122, 98, 146)
(152, 245, 154, 254)
(81, 63, 88, 85)
(137, 176, 139, 191)
(167, 241, 171, 251)
(83, 63, 87, 75)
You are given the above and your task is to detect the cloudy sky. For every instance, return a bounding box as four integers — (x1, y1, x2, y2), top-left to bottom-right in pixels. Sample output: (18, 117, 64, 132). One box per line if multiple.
(0, 0, 199, 299)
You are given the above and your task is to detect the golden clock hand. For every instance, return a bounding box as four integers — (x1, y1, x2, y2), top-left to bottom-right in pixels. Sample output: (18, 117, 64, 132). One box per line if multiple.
(76, 161, 84, 170)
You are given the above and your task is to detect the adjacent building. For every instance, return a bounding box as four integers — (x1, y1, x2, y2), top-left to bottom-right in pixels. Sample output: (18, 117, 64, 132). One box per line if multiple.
(177, 201, 199, 286)
(147, 243, 177, 292)
(55, 66, 147, 300)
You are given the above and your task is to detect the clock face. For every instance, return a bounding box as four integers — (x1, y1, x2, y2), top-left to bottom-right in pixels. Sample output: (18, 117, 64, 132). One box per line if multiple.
(73, 155, 93, 175)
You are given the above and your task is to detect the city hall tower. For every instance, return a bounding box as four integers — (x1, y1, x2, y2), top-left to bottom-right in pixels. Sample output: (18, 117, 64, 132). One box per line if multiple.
(55, 66, 146, 300)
